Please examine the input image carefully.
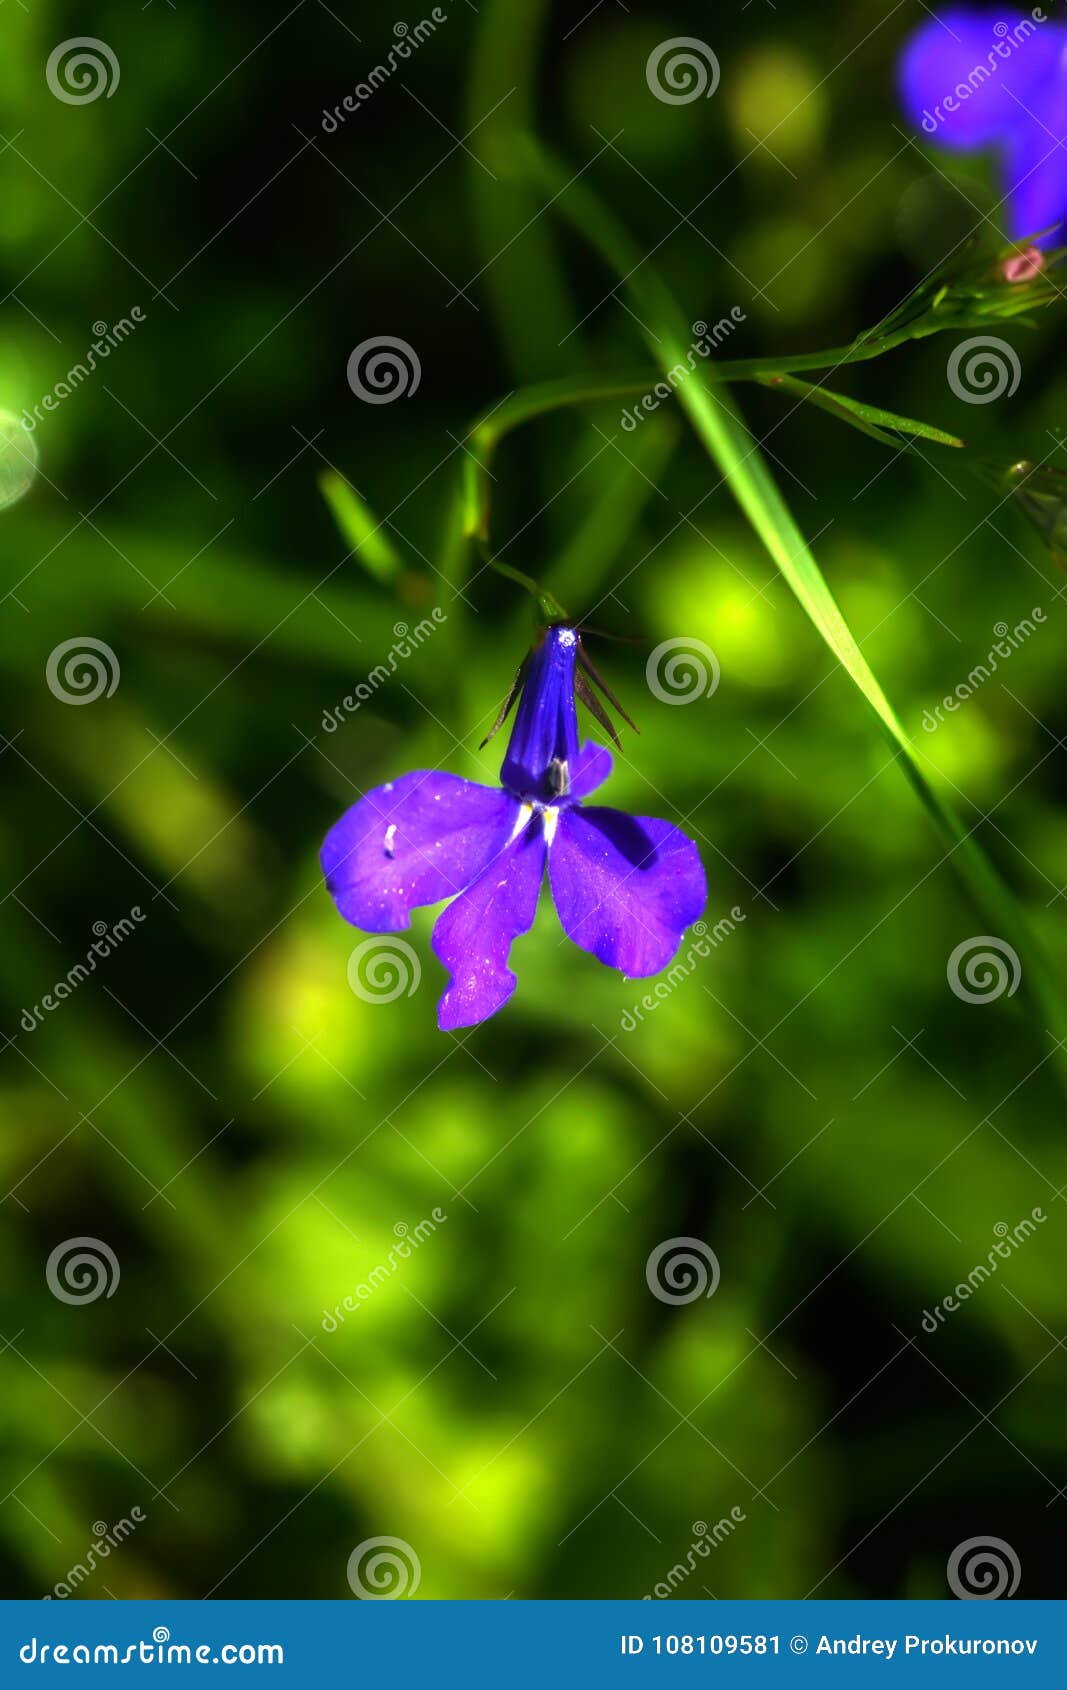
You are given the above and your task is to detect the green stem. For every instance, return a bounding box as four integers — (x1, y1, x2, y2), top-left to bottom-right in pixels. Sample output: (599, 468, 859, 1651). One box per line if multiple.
(486, 555, 568, 623)
(460, 348, 957, 541)
(463, 340, 916, 460)
(716, 333, 916, 379)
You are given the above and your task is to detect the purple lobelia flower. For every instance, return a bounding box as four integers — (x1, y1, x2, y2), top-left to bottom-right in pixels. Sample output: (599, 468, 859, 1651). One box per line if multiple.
(898, 8, 1067, 244)
(321, 626, 707, 1030)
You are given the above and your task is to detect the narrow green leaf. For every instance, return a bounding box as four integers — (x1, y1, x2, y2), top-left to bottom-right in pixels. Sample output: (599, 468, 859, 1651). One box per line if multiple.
(319, 470, 403, 585)
(757, 374, 965, 449)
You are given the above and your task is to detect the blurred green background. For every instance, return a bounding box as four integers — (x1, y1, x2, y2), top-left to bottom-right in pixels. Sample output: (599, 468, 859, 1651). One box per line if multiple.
(2, 0, 1066, 1600)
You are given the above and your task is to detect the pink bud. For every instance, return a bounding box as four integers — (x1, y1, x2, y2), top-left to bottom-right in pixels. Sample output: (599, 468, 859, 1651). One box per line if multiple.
(1001, 246, 1045, 284)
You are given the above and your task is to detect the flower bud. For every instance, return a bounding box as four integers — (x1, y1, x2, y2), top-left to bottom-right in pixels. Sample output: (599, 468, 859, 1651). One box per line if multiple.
(1004, 460, 1067, 568)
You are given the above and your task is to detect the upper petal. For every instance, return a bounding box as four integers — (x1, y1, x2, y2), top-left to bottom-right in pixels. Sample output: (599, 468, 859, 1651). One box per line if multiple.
(549, 806, 707, 979)
(898, 11, 1063, 150)
(432, 816, 547, 1030)
(500, 626, 580, 802)
(321, 770, 518, 932)
(569, 739, 613, 799)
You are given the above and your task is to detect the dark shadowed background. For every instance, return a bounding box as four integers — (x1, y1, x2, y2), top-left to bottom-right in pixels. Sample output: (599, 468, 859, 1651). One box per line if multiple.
(1, 0, 1065, 1600)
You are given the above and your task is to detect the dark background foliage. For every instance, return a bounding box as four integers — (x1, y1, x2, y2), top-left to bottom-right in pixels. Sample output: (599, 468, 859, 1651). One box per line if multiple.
(1, 0, 1065, 1599)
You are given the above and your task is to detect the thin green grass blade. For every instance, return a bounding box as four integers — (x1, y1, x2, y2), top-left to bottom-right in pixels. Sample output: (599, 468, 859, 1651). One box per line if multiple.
(319, 470, 403, 585)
